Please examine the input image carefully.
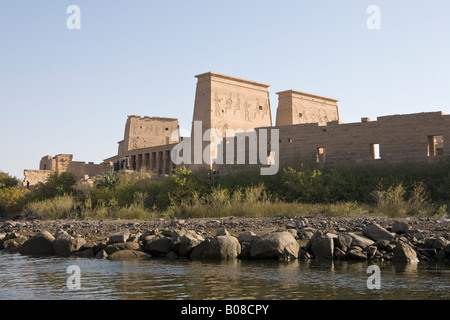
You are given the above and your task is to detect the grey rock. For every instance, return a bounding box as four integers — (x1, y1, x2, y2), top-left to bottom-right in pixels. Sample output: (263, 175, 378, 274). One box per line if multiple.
(95, 249, 108, 259)
(127, 232, 142, 243)
(142, 235, 171, 255)
(107, 231, 130, 245)
(432, 237, 448, 250)
(216, 228, 230, 236)
(108, 250, 152, 261)
(170, 229, 187, 253)
(179, 232, 204, 257)
(374, 240, 391, 251)
(305, 231, 323, 252)
(334, 247, 347, 260)
(19, 231, 55, 255)
(2, 235, 27, 253)
(364, 246, 378, 259)
(250, 232, 300, 260)
(72, 248, 95, 258)
(362, 223, 395, 242)
(285, 228, 298, 239)
(104, 242, 140, 255)
(240, 242, 252, 259)
(420, 247, 436, 257)
(298, 249, 311, 260)
(286, 218, 308, 230)
(424, 238, 435, 248)
(348, 233, 375, 248)
(347, 247, 367, 261)
(310, 236, 334, 259)
(392, 241, 419, 263)
(297, 228, 315, 240)
(52, 230, 86, 256)
(237, 231, 260, 245)
(392, 221, 409, 234)
(335, 234, 353, 252)
(190, 235, 241, 260)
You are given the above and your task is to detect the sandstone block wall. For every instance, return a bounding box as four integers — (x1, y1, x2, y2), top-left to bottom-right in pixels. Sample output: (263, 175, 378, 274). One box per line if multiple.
(22, 170, 52, 188)
(271, 111, 450, 168)
(118, 116, 180, 157)
(191, 72, 272, 170)
(24, 154, 113, 188)
(275, 90, 339, 126)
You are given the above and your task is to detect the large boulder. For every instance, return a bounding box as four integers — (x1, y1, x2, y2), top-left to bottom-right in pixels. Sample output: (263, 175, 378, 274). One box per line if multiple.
(250, 232, 299, 260)
(170, 229, 187, 253)
(216, 228, 230, 236)
(107, 231, 130, 245)
(297, 227, 316, 240)
(142, 234, 171, 255)
(104, 242, 141, 255)
(305, 231, 323, 252)
(95, 249, 108, 259)
(190, 235, 241, 260)
(1, 235, 28, 254)
(347, 247, 368, 261)
(19, 231, 55, 255)
(72, 248, 95, 258)
(237, 232, 260, 245)
(52, 230, 86, 256)
(310, 236, 334, 259)
(432, 237, 448, 250)
(348, 232, 375, 248)
(108, 250, 152, 261)
(335, 233, 353, 252)
(362, 224, 395, 242)
(392, 221, 409, 234)
(178, 232, 204, 257)
(392, 241, 419, 263)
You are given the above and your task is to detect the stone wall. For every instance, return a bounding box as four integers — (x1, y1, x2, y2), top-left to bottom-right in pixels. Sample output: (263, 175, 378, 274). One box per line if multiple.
(191, 72, 272, 170)
(22, 170, 52, 188)
(269, 111, 450, 168)
(24, 154, 113, 188)
(118, 116, 180, 157)
(275, 90, 339, 126)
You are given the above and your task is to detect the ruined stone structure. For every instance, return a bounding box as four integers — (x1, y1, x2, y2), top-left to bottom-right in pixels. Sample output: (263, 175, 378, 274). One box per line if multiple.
(23, 154, 113, 188)
(275, 90, 339, 126)
(104, 115, 181, 175)
(24, 71, 449, 186)
(189, 72, 272, 171)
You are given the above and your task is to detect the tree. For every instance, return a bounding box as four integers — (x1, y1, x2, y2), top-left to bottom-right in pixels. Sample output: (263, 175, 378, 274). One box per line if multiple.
(0, 172, 20, 189)
(32, 172, 77, 200)
(0, 172, 28, 217)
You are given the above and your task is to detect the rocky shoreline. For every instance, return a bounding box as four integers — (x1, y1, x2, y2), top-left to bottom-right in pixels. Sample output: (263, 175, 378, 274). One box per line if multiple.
(0, 216, 449, 263)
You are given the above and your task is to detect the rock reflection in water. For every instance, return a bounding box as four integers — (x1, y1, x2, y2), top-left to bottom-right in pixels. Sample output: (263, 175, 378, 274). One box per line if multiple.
(0, 253, 449, 300)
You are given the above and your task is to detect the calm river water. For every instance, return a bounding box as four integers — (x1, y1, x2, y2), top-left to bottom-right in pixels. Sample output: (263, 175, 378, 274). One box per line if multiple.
(0, 252, 448, 300)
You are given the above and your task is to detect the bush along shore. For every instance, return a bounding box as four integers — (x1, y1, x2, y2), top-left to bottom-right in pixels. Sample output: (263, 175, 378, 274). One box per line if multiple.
(1, 216, 449, 263)
(3, 161, 450, 220)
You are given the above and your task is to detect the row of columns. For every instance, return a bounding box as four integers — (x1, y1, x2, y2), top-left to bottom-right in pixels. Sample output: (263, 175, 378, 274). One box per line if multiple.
(116, 149, 174, 175)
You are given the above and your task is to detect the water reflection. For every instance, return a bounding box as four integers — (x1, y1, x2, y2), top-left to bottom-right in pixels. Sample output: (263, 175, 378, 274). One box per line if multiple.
(0, 252, 449, 300)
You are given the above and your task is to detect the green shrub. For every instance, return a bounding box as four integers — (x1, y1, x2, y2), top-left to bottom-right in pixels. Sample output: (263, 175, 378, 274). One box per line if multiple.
(23, 195, 78, 219)
(32, 172, 77, 200)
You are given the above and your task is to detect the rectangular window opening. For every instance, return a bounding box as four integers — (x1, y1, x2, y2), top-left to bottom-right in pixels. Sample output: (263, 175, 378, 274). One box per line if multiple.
(370, 144, 381, 160)
(428, 135, 444, 156)
(316, 147, 326, 163)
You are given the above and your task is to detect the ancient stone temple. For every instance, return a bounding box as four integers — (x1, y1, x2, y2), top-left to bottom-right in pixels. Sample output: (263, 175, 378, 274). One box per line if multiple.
(23, 71, 450, 186)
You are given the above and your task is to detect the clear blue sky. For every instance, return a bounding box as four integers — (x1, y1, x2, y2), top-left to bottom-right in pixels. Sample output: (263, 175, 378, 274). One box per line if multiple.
(1, 0, 450, 179)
